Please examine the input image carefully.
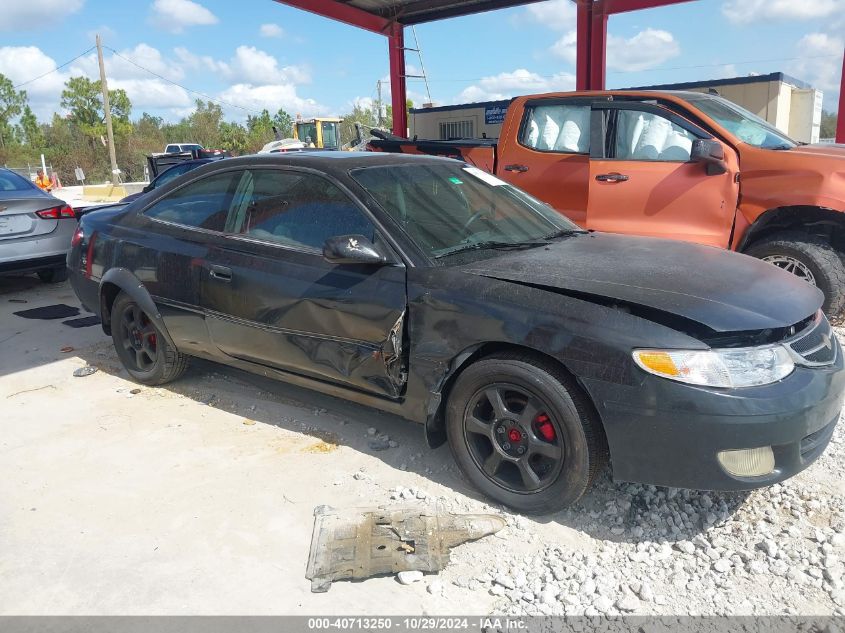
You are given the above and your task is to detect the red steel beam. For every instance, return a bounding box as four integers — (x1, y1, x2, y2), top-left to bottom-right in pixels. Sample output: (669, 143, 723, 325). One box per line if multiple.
(589, 4, 608, 89)
(271, 0, 391, 34)
(602, 0, 697, 14)
(575, 1, 591, 90)
(388, 23, 408, 136)
(837, 48, 845, 144)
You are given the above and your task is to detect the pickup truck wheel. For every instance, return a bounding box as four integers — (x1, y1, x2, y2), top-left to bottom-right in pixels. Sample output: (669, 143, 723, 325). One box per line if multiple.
(445, 352, 607, 514)
(745, 232, 845, 317)
(110, 292, 189, 385)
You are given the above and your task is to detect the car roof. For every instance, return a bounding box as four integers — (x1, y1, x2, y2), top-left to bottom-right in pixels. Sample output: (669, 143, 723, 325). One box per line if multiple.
(216, 151, 460, 173)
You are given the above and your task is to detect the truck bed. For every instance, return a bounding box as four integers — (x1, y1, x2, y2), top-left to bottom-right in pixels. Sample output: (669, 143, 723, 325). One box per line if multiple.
(368, 137, 498, 174)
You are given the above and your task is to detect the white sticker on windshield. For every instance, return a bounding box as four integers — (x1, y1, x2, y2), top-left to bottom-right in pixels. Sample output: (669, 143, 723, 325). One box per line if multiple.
(463, 166, 507, 187)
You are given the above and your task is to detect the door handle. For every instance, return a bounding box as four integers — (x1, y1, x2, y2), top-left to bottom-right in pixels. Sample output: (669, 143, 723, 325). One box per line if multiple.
(209, 265, 232, 282)
(504, 164, 529, 173)
(595, 173, 629, 182)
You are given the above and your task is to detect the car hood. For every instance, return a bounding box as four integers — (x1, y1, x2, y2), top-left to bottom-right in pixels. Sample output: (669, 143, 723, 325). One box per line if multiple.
(786, 143, 845, 160)
(458, 232, 822, 332)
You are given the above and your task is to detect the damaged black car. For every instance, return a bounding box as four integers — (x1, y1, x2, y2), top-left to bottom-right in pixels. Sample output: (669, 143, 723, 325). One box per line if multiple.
(68, 153, 844, 514)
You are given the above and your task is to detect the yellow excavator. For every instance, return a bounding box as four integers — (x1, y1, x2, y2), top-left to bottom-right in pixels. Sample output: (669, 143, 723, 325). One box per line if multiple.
(292, 116, 342, 150)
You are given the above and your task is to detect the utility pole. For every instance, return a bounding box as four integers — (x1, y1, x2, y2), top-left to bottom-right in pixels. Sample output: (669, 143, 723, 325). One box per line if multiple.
(96, 34, 119, 186)
(376, 80, 383, 128)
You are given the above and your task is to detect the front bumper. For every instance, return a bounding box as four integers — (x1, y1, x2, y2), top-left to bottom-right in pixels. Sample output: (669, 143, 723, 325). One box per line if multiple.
(583, 348, 845, 491)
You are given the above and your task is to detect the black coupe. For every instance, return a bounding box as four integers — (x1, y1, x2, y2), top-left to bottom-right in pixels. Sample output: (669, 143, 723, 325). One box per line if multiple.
(69, 153, 843, 513)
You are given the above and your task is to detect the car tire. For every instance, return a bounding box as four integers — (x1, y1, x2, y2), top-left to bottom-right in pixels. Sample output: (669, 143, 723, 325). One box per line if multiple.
(110, 292, 189, 385)
(37, 267, 68, 283)
(445, 351, 607, 514)
(745, 232, 845, 318)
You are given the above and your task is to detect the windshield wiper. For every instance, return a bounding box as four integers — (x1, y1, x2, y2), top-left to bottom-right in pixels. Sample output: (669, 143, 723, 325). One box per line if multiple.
(434, 239, 548, 258)
(542, 228, 586, 240)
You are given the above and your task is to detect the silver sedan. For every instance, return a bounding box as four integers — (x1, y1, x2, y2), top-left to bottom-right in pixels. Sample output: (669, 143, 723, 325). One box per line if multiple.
(0, 168, 76, 283)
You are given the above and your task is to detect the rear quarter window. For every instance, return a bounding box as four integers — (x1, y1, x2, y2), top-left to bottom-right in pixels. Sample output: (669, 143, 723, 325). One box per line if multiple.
(0, 171, 35, 192)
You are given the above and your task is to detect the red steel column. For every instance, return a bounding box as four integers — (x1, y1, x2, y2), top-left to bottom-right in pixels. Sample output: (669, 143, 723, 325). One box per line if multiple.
(575, 1, 592, 90)
(836, 48, 845, 143)
(589, 2, 608, 89)
(389, 23, 408, 137)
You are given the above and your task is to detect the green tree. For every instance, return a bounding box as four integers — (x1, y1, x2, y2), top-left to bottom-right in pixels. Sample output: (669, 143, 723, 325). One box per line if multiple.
(19, 105, 43, 148)
(185, 99, 224, 147)
(246, 109, 275, 151)
(60, 76, 131, 140)
(820, 110, 838, 139)
(0, 72, 27, 149)
(219, 121, 248, 154)
(273, 108, 293, 138)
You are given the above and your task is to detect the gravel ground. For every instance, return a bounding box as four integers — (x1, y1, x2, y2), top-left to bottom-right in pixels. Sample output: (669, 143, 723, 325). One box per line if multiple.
(2, 278, 843, 616)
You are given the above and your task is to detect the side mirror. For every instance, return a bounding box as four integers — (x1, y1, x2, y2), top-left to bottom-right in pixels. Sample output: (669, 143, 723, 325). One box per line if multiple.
(323, 235, 387, 266)
(691, 139, 728, 175)
(142, 184, 153, 193)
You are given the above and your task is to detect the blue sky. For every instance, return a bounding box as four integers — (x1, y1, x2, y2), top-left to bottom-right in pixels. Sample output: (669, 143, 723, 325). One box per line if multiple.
(1, 0, 842, 123)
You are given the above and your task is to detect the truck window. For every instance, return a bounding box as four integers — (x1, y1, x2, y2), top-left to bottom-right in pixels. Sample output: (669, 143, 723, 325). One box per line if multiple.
(612, 110, 693, 162)
(519, 104, 590, 154)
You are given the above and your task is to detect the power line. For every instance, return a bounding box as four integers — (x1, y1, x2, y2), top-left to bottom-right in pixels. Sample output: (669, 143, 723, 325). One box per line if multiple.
(13, 46, 96, 89)
(104, 46, 262, 115)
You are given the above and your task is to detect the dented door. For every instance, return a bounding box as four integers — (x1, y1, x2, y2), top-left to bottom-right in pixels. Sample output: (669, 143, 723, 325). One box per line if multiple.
(197, 168, 408, 398)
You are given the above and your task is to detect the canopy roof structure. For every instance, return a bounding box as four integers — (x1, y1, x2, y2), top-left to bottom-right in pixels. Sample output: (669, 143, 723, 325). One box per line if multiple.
(274, 0, 845, 143)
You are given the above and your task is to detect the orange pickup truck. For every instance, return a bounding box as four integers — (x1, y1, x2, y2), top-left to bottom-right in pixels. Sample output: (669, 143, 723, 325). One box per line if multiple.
(370, 90, 845, 314)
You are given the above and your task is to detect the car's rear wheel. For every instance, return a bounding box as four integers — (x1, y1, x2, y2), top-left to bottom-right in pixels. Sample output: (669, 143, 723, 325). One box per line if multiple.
(37, 267, 68, 283)
(445, 351, 607, 514)
(745, 232, 845, 317)
(110, 292, 188, 385)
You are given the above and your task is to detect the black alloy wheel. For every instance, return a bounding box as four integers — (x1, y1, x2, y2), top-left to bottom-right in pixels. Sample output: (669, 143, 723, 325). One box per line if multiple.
(463, 383, 564, 494)
(118, 302, 159, 372)
(110, 292, 189, 385)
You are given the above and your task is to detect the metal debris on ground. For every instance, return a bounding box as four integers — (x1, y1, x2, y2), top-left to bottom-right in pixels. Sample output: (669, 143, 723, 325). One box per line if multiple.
(305, 505, 506, 592)
(60, 346, 75, 353)
(72, 366, 98, 378)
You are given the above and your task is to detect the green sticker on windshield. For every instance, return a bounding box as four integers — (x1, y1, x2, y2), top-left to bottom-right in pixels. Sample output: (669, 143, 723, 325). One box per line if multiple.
(448, 177, 463, 184)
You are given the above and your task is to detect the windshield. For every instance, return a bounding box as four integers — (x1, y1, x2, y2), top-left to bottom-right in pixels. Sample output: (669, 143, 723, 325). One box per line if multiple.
(321, 122, 339, 149)
(688, 95, 796, 149)
(350, 162, 580, 261)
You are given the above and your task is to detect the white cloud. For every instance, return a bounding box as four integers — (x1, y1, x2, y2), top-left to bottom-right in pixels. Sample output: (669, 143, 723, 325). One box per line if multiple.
(107, 78, 192, 109)
(224, 45, 311, 85)
(521, 0, 576, 31)
(788, 32, 844, 101)
(607, 29, 680, 72)
(0, 46, 70, 119)
(721, 0, 844, 24)
(1, 0, 84, 31)
(457, 69, 575, 102)
(550, 27, 680, 72)
(0, 41, 329, 122)
(151, 0, 218, 33)
(259, 23, 284, 38)
(216, 83, 328, 117)
(72, 44, 185, 82)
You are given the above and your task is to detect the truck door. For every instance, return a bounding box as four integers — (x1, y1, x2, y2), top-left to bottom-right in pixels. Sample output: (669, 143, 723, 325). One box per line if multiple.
(496, 97, 594, 226)
(586, 102, 739, 248)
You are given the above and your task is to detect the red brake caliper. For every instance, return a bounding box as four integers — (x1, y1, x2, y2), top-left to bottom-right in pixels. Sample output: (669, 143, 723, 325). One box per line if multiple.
(534, 414, 556, 442)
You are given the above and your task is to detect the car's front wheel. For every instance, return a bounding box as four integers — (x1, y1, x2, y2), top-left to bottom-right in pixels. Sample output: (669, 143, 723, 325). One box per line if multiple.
(445, 351, 607, 514)
(110, 292, 188, 385)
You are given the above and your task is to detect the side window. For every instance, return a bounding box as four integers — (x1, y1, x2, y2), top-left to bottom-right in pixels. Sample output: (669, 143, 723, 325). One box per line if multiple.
(520, 104, 590, 153)
(613, 110, 694, 161)
(144, 170, 241, 232)
(228, 169, 375, 251)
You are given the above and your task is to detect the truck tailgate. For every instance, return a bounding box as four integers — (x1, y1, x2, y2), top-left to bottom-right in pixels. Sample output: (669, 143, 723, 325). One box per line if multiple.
(368, 138, 497, 174)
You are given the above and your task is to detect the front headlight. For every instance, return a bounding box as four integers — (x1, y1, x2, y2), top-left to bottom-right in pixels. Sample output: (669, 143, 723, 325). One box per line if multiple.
(633, 345, 794, 388)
